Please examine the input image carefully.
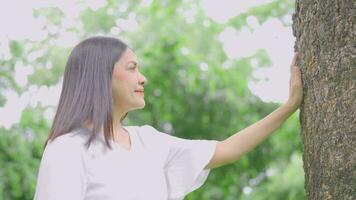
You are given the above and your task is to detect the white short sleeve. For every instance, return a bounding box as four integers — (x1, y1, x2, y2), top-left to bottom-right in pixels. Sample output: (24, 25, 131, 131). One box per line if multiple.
(142, 125, 218, 200)
(34, 133, 88, 200)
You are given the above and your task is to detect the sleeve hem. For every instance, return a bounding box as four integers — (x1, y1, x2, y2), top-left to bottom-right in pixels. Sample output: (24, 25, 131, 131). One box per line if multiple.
(168, 140, 218, 199)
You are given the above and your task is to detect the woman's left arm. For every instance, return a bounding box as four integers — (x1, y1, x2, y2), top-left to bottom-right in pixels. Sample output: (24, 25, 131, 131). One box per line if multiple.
(205, 52, 303, 169)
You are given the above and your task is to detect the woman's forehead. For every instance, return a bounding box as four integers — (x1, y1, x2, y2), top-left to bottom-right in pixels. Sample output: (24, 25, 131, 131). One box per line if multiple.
(120, 48, 138, 63)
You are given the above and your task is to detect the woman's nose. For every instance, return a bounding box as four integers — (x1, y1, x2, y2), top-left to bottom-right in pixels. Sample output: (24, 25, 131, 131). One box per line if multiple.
(139, 73, 148, 86)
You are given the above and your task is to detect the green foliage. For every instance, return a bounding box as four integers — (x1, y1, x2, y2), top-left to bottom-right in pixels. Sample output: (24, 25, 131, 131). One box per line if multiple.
(9, 41, 24, 58)
(0, 129, 37, 200)
(228, 0, 295, 29)
(241, 153, 307, 200)
(0, 0, 305, 199)
(80, 7, 116, 33)
(32, 7, 64, 26)
(0, 106, 50, 200)
(27, 46, 69, 86)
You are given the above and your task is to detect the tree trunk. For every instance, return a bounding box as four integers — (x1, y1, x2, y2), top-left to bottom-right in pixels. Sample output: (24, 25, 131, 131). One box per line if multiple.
(292, 0, 355, 199)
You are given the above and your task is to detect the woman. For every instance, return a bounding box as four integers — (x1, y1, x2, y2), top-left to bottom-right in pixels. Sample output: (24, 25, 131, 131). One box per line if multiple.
(34, 36, 303, 200)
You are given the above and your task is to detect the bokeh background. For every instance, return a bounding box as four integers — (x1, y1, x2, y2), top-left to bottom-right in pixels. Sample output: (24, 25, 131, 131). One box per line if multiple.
(0, 0, 306, 199)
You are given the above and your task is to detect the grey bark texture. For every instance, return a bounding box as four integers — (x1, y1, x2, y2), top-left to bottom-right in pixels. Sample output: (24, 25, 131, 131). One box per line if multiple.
(292, 0, 355, 199)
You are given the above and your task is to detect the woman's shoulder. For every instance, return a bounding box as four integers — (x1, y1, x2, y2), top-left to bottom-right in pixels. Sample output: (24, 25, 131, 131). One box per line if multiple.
(45, 129, 89, 153)
(135, 124, 158, 133)
(134, 124, 171, 144)
(134, 124, 161, 138)
(38, 129, 92, 170)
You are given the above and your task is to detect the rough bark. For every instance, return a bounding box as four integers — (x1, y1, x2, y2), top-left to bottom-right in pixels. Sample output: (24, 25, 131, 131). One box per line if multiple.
(292, 0, 355, 199)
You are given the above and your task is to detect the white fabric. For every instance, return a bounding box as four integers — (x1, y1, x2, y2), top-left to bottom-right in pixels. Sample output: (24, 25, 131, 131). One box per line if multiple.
(34, 125, 218, 200)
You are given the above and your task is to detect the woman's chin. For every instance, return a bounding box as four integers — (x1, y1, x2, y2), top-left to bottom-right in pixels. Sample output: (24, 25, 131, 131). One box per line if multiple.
(131, 101, 145, 110)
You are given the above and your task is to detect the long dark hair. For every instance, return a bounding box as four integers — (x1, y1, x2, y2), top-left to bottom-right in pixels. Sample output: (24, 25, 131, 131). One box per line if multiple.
(44, 36, 129, 150)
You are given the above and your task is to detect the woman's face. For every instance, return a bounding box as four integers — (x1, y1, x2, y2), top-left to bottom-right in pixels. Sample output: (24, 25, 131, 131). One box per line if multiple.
(112, 48, 147, 112)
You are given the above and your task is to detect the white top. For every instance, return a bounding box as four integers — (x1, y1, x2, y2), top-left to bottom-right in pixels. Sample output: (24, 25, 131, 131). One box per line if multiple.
(34, 125, 218, 200)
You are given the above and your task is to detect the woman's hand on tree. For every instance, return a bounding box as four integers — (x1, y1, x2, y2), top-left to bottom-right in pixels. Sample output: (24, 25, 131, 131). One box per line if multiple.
(286, 52, 303, 110)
